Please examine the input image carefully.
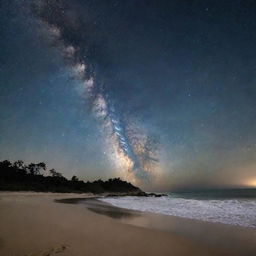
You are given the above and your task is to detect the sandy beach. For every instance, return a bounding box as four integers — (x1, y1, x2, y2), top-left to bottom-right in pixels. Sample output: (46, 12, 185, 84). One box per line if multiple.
(0, 192, 255, 256)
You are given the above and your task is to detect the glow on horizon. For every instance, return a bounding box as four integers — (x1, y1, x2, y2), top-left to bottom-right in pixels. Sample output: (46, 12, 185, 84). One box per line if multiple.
(245, 178, 256, 188)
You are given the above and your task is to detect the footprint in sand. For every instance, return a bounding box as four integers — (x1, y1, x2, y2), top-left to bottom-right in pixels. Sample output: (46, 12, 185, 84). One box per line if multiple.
(25, 244, 69, 256)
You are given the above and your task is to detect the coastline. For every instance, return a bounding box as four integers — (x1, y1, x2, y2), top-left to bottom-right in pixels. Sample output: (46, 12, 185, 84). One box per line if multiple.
(58, 197, 256, 255)
(0, 192, 255, 256)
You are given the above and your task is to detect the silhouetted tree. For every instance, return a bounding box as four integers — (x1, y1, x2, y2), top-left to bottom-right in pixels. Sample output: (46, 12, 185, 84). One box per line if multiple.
(27, 162, 46, 175)
(71, 175, 79, 182)
(13, 160, 24, 169)
(38, 162, 46, 171)
(49, 169, 63, 178)
(0, 160, 12, 169)
(0, 159, 140, 194)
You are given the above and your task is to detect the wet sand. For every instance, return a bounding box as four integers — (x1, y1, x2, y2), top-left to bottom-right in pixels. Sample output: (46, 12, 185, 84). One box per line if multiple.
(0, 192, 255, 256)
(70, 198, 256, 255)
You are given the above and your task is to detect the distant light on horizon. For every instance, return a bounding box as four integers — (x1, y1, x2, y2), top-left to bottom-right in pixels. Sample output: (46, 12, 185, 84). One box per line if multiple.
(1, 0, 256, 190)
(245, 178, 256, 188)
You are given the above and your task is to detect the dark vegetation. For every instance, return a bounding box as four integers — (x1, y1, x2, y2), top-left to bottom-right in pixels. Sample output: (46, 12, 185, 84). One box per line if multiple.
(0, 160, 142, 194)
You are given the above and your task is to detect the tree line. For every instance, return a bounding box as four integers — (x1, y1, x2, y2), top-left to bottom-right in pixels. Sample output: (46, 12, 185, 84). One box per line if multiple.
(0, 160, 139, 194)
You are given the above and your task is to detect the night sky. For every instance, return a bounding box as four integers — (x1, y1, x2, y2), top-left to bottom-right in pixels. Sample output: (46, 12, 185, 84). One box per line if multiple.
(1, 0, 256, 190)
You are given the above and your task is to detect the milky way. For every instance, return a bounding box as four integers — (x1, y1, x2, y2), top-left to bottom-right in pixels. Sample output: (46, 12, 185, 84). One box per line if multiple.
(30, 0, 160, 184)
(1, 0, 256, 190)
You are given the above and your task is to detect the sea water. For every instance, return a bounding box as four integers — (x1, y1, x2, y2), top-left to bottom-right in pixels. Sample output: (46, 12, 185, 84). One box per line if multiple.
(100, 189, 256, 228)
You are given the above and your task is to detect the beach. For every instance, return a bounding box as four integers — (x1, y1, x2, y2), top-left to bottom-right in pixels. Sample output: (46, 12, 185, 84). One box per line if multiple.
(0, 192, 255, 256)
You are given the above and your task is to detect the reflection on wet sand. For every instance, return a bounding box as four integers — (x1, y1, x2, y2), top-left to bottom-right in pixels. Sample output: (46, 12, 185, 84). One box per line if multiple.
(56, 197, 256, 256)
(56, 198, 141, 219)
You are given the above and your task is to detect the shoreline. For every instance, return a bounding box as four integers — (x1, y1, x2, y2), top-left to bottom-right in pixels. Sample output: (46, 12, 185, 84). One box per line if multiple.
(57, 197, 256, 255)
(0, 192, 255, 256)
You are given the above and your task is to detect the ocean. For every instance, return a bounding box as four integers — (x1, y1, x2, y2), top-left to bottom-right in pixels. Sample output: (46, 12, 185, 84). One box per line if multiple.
(100, 189, 256, 228)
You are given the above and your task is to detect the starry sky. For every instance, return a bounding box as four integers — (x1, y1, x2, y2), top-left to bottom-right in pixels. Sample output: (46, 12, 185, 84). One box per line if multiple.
(1, 0, 256, 190)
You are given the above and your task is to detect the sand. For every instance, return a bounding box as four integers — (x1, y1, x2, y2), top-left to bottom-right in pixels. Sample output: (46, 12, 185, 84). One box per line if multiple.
(0, 192, 255, 256)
